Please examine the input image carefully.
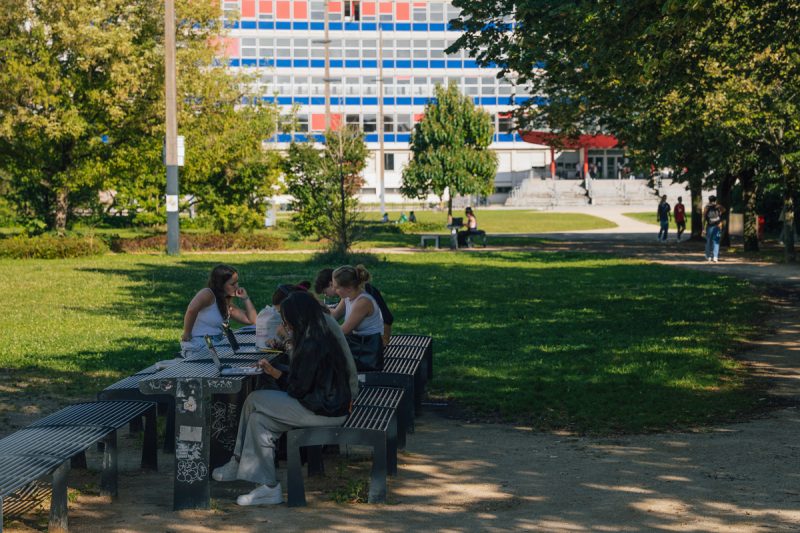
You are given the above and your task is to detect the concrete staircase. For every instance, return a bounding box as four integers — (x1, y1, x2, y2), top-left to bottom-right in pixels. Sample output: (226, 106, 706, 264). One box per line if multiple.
(505, 179, 589, 208)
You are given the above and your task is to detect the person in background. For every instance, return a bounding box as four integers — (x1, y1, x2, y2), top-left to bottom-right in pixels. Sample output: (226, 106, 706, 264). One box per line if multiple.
(211, 292, 352, 506)
(314, 267, 394, 345)
(673, 196, 686, 242)
(180, 264, 257, 357)
(409, 210, 417, 223)
(381, 212, 389, 223)
(703, 195, 726, 262)
(397, 212, 408, 224)
(457, 206, 479, 247)
(657, 195, 671, 243)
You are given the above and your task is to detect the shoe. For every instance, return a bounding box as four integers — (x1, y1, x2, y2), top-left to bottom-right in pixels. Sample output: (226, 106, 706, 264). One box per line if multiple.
(212, 458, 240, 482)
(713, 257, 718, 263)
(237, 483, 283, 506)
(706, 257, 712, 262)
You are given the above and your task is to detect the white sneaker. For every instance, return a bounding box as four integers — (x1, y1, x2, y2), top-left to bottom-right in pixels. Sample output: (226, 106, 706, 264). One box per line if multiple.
(713, 257, 718, 263)
(212, 458, 240, 482)
(237, 483, 283, 506)
(706, 257, 712, 262)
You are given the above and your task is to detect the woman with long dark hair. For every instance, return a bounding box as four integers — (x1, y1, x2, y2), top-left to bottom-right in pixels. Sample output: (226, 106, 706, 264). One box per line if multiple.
(211, 291, 353, 506)
(180, 264, 257, 357)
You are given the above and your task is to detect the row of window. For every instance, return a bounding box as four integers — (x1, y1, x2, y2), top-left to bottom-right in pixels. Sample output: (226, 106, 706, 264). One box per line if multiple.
(224, 0, 463, 23)
(239, 37, 469, 60)
(280, 113, 515, 133)
(256, 74, 517, 97)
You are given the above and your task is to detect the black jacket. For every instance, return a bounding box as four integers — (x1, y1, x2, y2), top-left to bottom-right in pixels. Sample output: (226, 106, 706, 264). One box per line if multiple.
(281, 337, 352, 417)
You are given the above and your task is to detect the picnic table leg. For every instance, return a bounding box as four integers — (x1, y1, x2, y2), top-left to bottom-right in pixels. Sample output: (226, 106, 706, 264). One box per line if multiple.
(101, 430, 119, 498)
(141, 406, 159, 470)
(48, 461, 70, 533)
(172, 378, 211, 510)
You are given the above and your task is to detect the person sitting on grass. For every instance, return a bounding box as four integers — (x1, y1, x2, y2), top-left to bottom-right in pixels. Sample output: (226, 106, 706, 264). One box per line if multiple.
(314, 266, 394, 346)
(211, 291, 353, 506)
(408, 210, 417, 223)
(180, 264, 257, 357)
(397, 212, 408, 224)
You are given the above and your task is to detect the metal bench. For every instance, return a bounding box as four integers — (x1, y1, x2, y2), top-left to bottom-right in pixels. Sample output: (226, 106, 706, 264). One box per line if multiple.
(353, 386, 408, 449)
(419, 234, 442, 248)
(0, 400, 157, 532)
(388, 334, 433, 382)
(286, 404, 398, 507)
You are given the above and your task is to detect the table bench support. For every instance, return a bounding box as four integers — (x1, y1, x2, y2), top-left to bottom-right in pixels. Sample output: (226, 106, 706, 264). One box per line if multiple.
(48, 461, 69, 533)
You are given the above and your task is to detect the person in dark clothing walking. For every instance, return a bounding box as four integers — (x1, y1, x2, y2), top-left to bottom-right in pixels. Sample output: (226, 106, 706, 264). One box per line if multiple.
(674, 196, 687, 242)
(657, 195, 671, 242)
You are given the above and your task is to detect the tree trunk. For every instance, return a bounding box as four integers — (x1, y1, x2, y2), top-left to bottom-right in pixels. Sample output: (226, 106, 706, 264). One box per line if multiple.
(690, 176, 703, 240)
(54, 187, 69, 234)
(717, 174, 734, 247)
(783, 191, 796, 263)
(741, 169, 759, 252)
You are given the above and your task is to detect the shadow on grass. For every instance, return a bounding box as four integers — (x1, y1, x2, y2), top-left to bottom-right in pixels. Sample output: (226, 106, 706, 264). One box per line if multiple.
(1, 251, 769, 434)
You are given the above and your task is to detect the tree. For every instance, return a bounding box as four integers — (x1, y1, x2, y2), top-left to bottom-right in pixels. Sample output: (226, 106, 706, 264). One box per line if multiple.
(401, 83, 497, 215)
(284, 126, 368, 254)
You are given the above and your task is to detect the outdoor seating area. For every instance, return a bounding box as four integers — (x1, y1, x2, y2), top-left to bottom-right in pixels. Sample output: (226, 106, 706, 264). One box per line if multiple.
(0, 326, 432, 529)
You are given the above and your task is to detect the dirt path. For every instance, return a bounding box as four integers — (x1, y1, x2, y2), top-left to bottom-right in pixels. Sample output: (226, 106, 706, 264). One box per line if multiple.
(6, 239, 800, 532)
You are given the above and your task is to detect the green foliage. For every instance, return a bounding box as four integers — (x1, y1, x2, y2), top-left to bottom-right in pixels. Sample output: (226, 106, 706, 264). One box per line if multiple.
(402, 84, 497, 213)
(283, 127, 368, 253)
(0, 233, 108, 259)
(109, 232, 283, 253)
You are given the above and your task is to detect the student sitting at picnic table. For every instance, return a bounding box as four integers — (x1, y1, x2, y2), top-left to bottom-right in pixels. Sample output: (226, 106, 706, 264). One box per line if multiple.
(457, 206, 480, 247)
(180, 264, 257, 357)
(211, 291, 353, 506)
(314, 266, 394, 347)
(329, 265, 385, 371)
(257, 281, 311, 350)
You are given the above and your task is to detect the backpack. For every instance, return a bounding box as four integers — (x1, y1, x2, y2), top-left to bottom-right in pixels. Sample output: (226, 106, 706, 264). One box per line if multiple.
(706, 205, 721, 226)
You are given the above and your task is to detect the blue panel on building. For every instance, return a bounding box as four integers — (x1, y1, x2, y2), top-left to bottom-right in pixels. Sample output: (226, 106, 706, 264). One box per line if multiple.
(345, 97, 360, 105)
(446, 60, 462, 68)
(430, 23, 446, 31)
(294, 97, 310, 105)
(412, 23, 427, 31)
(413, 97, 428, 105)
(259, 59, 273, 67)
(277, 134, 293, 142)
(310, 22, 324, 30)
(363, 60, 377, 68)
(258, 22, 275, 29)
(515, 97, 529, 104)
(363, 97, 378, 105)
(464, 60, 479, 68)
(330, 22, 343, 30)
(277, 97, 294, 105)
(382, 60, 395, 68)
(331, 60, 344, 68)
(293, 22, 309, 30)
(496, 134, 514, 142)
(311, 97, 325, 105)
(262, 96, 274, 103)
(430, 60, 445, 68)
(384, 98, 395, 105)
(277, 59, 291, 67)
(380, 23, 395, 31)
(365, 134, 379, 142)
(276, 22, 291, 29)
(397, 134, 411, 142)
(345, 22, 359, 31)
(345, 60, 360, 68)
(362, 23, 376, 31)
(241, 59, 258, 67)
(295, 59, 309, 67)
(396, 60, 411, 68)
(229, 59, 240, 67)
(311, 60, 325, 68)
(413, 60, 428, 69)
(396, 97, 412, 105)
(331, 97, 343, 105)
(384, 134, 396, 142)
(241, 20, 257, 29)
(480, 97, 497, 105)
(395, 23, 411, 31)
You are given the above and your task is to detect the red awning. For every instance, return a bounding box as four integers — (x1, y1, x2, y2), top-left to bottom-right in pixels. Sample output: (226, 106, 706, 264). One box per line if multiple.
(520, 131, 620, 149)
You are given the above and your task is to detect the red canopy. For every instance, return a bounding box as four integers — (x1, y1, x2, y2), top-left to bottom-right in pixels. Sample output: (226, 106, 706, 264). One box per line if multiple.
(520, 131, 620, 149)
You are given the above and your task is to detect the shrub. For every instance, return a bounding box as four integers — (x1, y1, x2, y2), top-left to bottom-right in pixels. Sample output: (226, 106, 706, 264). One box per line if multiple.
(111, 232, 284, 253)
(0, 234, 109, 259)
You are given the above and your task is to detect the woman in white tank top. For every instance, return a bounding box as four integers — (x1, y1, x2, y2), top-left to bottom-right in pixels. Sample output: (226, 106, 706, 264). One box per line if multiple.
(330, 265, 384, 371)
(180, 264, 257, 357)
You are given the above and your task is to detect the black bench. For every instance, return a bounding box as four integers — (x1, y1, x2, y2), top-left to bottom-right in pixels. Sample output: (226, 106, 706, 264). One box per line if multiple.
(286, 403, 398, 506)
(387, 334, 433, 382)
(464, 230, 487, 248)
(0, 400, 157, 532)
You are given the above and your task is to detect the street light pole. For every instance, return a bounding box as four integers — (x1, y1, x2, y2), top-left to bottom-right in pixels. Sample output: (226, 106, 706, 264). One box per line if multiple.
(165, 0, 180, 255)
(324, 0, 331, 129)
(377, 24, 385, 215)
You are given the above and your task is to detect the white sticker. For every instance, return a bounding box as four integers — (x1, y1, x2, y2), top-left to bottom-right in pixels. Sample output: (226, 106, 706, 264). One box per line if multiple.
(166, 194, 179, 212)
(358, 374, 366, 383)
(179, 425, 203, 442)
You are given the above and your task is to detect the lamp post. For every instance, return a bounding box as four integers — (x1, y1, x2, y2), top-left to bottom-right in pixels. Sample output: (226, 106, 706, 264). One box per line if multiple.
(377, 24, 385, 215)
(164, 0, 180, 255)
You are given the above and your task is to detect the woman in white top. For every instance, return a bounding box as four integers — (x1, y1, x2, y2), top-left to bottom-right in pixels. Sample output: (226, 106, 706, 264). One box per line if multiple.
(331, 264, 384, 371)
(180, 264, 257, 356)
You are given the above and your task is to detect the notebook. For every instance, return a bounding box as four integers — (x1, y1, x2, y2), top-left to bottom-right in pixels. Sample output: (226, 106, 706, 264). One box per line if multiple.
(204, 336, 263, 376)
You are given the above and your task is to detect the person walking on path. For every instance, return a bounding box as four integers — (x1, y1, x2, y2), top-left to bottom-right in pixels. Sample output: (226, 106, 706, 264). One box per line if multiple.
(674, 196, 687, 242)
(657, 195, 671, 242)
(703, 195, 726, 262)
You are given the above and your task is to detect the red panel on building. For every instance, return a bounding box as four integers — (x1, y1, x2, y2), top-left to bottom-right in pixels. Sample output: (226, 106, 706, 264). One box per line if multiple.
(225, 37, 239, 58)
(413, 113, 424, 122)
(329, 1, 342, 13)
(396, 3, 410, 20)
(413, 1, 426, 7)
(259, 0, 272, 13)
(362, 2, 376, 15)
(276, 1, 291, 18)
(242, 0, 256, 17)
(330, 114, 342, 130)
(379, 1, 392, 14)
(311, 114, 343, 131)
(294, 1, 308, 18)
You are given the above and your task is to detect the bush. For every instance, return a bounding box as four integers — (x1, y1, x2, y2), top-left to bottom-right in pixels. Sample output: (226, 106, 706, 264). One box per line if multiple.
(0, 234, 109, 259)
(111, 232, 284, 253)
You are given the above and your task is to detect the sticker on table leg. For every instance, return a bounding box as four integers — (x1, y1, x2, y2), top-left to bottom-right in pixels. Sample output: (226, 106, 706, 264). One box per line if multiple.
(175, 440, 202, 460)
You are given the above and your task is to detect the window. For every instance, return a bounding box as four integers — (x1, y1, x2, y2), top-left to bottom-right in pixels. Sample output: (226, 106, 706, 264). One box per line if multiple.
(397, 114, 412, 132)
(362, 40, 376, 59)
(396, 79, 411, 95)
(296, 115, 309, 132)
(294, 38, 309, 58)
(413, 40, 427, 59)
(242, 38, 257, 58)
(311, 76, 325, 95)
(345, 77, 360, 95)
(344, 1, 360, 20)
(345, 39, 360, 58)
(384, 153, 395, 170)
(430, 40, 445, 59)
(346, 114, 361, 127)
(412, 77, 427, 95)
(276, 38, 291, 58)
(363, 114, 377, 133)
(310, 1, 324, 20)
(498, 114, 514, 133)
(259, 38, 274, 58)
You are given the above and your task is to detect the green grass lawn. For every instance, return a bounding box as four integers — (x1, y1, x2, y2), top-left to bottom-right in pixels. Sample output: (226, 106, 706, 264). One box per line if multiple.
(624, 211, 693, 226)
(0, 251, 767, 434)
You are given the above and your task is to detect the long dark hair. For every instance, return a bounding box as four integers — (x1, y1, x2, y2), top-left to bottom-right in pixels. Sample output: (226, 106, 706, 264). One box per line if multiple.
(207, 264, 236, 319)
(280, 291, 347, 365)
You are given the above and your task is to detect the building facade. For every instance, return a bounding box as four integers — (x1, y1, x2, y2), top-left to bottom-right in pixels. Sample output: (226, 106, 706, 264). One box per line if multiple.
(221, 0, 550, 205)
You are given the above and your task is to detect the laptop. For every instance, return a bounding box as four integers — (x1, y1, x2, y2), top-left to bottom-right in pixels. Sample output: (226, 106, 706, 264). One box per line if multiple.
(204, 336, 263, 376)
(449, 217, 463, 228)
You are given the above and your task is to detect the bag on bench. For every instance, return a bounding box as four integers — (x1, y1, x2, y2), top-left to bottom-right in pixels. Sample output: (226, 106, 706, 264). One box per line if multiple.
(346, 332, 384, 372)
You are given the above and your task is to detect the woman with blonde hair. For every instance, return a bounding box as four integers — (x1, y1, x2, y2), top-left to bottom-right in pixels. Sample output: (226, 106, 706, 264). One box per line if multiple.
(330, 264, 385, 371)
